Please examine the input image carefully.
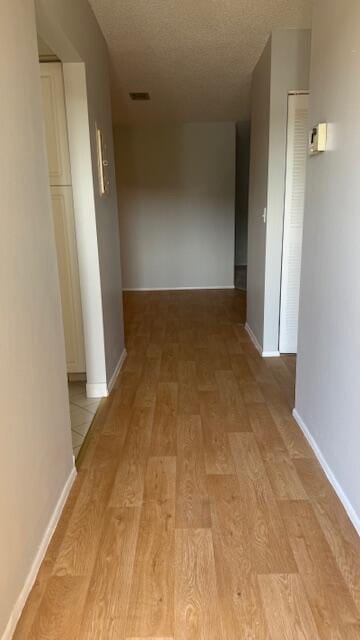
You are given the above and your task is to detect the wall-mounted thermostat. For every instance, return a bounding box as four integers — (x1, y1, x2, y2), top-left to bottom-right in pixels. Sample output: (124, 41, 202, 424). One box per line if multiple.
(309, 123, 327, 155)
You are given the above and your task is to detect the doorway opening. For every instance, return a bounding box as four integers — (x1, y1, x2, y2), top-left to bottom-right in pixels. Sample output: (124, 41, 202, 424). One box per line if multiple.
(37, 37, 102, 458)
(234, 123, 250, 292)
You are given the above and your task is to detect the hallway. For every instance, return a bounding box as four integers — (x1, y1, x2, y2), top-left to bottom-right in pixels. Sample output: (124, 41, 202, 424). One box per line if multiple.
(15, 290, 360, 639)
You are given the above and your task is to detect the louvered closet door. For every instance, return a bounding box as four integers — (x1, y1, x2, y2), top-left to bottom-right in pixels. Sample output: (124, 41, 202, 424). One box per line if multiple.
(51, 186, 86, 373)
(279, 93, 309, 354)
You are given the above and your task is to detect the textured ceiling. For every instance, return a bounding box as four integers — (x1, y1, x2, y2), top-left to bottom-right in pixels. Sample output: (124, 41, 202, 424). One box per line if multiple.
(89, 0, 314, 125)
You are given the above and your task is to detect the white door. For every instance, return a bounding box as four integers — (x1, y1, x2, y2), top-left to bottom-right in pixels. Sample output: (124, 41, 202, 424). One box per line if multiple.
(279, 93, 309, 354)
(40, 62, 86, 373)
(40, 63, 72, 186)
(51, 186, 86, 373)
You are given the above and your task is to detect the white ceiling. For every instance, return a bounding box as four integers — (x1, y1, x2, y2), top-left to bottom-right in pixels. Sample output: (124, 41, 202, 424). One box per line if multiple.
(89, 0, 313, 125)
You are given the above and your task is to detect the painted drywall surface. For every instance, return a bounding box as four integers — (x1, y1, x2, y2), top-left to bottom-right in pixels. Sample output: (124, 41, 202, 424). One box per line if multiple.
(115, 123, 236, 290)
(247, 40, 271, 345)
(235, 122, 250, 267)
(296, 0, 360, 521)
(263, 29, 311, 353)
(0, 2, 74, 635)
(36, 0, 125, 383)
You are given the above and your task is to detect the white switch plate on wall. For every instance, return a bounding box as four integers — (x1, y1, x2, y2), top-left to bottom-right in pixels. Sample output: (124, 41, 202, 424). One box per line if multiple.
(309, 123, 327, 155)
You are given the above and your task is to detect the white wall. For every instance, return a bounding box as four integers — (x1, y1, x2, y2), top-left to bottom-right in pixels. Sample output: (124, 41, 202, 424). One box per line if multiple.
(115, 123, 236, 290)
(295, 0, 360, 530)
(0, 2, 74, 636)
(36, 0, 125, 387)
(247, 30, 311, 353)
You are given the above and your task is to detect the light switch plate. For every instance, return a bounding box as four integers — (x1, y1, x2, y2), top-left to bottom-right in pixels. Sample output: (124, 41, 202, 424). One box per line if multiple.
(309, 123, 327, 155)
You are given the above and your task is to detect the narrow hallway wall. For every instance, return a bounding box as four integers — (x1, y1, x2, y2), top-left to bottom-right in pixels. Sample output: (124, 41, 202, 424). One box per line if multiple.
(0, 3, 74, 636)
(295, 0, 360, 531)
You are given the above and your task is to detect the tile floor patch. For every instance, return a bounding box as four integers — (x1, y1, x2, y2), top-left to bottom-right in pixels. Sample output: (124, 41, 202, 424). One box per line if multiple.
(68, 382, 101, 459)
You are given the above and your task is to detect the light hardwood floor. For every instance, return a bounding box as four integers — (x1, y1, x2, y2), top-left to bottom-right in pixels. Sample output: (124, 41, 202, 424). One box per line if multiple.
(14, 290, 360, 639)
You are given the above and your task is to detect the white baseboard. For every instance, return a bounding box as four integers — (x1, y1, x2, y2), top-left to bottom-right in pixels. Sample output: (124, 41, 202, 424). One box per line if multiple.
(2, 466, 77, 640)
(293, 409, 360, 537)
(107, 348, 127, 394)
(245, 322, 262, 355)
(123, 286, 235, 292)
(86, 382, 108, 398)
(245, 323, 280, 358)
(86, 348, 127, 399)
(262, 350, 281, 358)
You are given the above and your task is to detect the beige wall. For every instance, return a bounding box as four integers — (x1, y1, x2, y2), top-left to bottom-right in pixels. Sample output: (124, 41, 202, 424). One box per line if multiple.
(296, 0, 360, 530)
(115, 123, 236, 290)
(0, 2, 74, 636)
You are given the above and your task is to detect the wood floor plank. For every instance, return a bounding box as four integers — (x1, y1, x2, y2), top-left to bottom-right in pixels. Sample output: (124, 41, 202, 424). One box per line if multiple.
(207, 336, 231, 370)
(279, 500, 360, 639)
(293, 457, 335, 500)
(247, 403, 307, 500)
(207, 475, 269, 639)
(267, 402, 313, 459)
(27, 576, 89, 640)
(133, 357, 161, 408)
(102, 403, 132, 437)
(160, 343, 179, 383)
(258, 379, 290, 408)
(244, 352, 275, 384)
(150, 382, 178, 456)
(126, 457, 176, 638)
(199, 391, 235, 474)
(178, 341, 196, 361)
(238, 380, 266, 404)
(146, 341, 163, 359)
(229, 433, 297, 573)
(230, 353, 256, 384)
(215, 369, 251, 432)
(258, 574, 320, 639)
(247, 402, 289, 459)
(195, 349, 217, 392)
(312, 495, 360, 610)
(176, 415, 211, 528)
(177, 360, 200, 414)
(13, 472, 87, 638)
(52, 469, 113, 577)
(78, 507, 140, 639)
(175, 528, 224, 640)
(224, 334, 244, 354)
(109, 406, 155, 508)
(87, 433, 125, 470)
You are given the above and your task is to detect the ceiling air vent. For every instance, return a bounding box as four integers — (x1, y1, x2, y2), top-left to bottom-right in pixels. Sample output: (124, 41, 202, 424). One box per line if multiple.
(129, 92, 150, 101)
